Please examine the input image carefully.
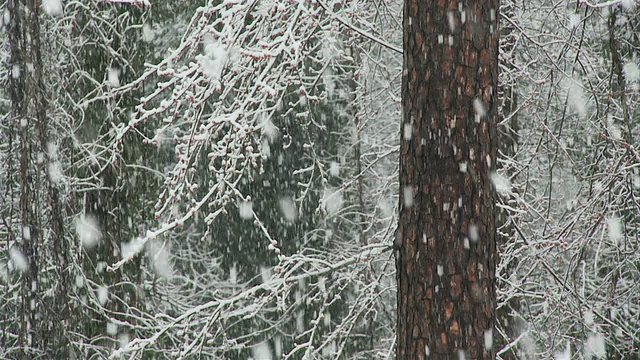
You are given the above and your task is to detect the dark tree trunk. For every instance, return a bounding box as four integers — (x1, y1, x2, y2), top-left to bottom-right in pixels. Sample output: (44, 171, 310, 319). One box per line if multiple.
(397, 1, 499, 359)
(7, 0, 70, 357)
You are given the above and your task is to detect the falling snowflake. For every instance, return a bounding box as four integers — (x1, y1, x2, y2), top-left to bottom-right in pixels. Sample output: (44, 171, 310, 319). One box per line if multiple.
(97, 286, 109, 306)
(238, 200, 254, 220)
(584, 333, 606, 359)
(108, 67, 120, 87)
(251, 341, 272, 360)
(147, 241, 174, 278)
(329, 161, 340, 177)
(9, 247, 28, 273)
(75, 214, 102, 249)
(491, 171, 511, 195)
(141, 23, 155, 42)
(42, 0, 63, 15)
(278, 196, 297, 222)
(322, 188, 343, 216)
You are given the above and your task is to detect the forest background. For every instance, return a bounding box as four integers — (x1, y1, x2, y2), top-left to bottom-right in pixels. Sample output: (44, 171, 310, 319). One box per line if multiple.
(1, 0, 639, 359)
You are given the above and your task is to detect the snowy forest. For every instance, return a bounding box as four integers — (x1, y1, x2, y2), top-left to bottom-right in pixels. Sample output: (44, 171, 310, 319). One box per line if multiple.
(1, 0, 639, 359)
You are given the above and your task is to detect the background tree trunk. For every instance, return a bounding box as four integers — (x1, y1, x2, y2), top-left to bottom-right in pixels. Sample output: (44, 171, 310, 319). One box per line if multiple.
(397, 0, 498, 358)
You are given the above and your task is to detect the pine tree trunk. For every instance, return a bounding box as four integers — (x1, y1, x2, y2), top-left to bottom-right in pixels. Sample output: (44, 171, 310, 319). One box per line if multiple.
(397, 1, 498, 358)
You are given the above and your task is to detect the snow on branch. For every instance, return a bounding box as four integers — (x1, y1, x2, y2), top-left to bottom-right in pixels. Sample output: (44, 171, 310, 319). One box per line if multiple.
(99, 0, 151, 7)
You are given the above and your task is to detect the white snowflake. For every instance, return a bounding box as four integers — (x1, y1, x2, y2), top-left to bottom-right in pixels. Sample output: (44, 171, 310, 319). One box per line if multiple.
(565, 78, 587, 118)
(484, 329, 493, 350)
(491, 171, 511, 195)
(251, 341, 272, 360)
(106, 322, 118, 336)
(121, 237, 145, 259)
(584, 333, 606, 359)
(322, 188, 343, 216)
(607, 216, 623, 244)
(555, 342, 571, 360)
(141, 23, 155, 42)
(278, 196, 297, 222)
(468, 224, 479, 242)
(108, 67, 120, 87)
(42, 0, 63, 16)
(75, 214, 101, 249)
(9, 247, 28, 273)
(403, 186, 414, 208)
(147, 241, 174, 278)
(329, 161, 340, 177)
(97, 286, 109, 306)
(238, 200, 254, 220)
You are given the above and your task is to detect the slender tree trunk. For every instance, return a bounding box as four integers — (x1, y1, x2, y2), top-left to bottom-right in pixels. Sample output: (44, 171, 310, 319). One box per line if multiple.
(7, 0, 69, 356)
(397, 1, 498, 359)
(8, 0, 40, 354)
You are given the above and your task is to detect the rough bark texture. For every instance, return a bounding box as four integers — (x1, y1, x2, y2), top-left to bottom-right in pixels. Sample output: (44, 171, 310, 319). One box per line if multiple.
(397, 1, 498, 359)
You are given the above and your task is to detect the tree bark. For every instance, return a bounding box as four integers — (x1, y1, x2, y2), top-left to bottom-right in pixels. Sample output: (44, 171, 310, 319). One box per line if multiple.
(397, 1, 498, 359)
